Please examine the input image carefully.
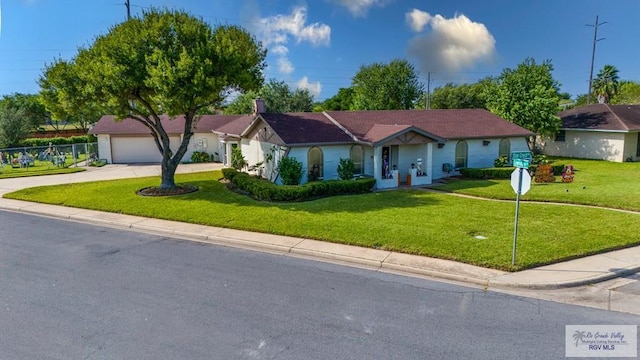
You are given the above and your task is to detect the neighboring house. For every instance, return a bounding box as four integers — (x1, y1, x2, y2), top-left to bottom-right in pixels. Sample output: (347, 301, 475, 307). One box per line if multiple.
(90, 114, 253, 164)
(239, 106, 534, 189)
(541, 104, 640, 162)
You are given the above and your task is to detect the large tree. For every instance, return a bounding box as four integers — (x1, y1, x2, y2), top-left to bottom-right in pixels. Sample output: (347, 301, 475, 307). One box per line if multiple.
(318, 87, 355, 111)
(420, 80, 492, 110)
(351, 59, 424, 110)
(592, 64, 619, 104)
(0, 104, 28, 148)
(224, 79, 314, 114)
(611, 80, 640, 105)
(0, 93, 49, 133)
(39, 59, 103, 133)
(485, 57, 561, 139)
(42, 8, 266, 189)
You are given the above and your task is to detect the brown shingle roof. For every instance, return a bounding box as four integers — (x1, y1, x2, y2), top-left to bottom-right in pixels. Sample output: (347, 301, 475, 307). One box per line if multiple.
(258, 112, 354, 144)
(559, 104, 640, 131)
(325, 109, 534, 141)
(90, 114, 252, 135)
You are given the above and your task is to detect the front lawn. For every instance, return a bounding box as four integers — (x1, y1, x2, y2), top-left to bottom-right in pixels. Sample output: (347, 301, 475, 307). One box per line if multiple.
(5, 169, 640, 271)
(437, 158, 640, 211)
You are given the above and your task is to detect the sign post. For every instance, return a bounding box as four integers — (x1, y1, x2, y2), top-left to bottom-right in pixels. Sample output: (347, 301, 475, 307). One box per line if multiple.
(510, 165, 531, 265)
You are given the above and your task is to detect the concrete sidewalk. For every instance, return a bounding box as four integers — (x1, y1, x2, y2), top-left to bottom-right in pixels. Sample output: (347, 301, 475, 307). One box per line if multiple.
(1, 163, 639, 292)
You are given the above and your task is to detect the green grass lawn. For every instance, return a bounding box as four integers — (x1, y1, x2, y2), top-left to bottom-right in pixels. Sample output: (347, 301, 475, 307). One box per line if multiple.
(0, 157, 86, 178)
(4, 163, 640, 271)
(437, 158, 640, 211)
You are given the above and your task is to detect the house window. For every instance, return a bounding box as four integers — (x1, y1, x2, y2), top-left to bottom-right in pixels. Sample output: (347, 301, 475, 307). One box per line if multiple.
(555, 130, 566, 142)
(637, 133, 640, 157)
(308, 147, 323, 180)
(499, 139, 510, 159)
(350, 145, 363, 175)
(455, 141, 468, 168)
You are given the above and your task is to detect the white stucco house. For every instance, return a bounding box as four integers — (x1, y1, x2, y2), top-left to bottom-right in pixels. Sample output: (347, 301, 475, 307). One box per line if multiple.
(542, 104, 640, 162)
(90, 114, 253, 164)
(237, 106, 534, 189)
(91, 104, 534, 189)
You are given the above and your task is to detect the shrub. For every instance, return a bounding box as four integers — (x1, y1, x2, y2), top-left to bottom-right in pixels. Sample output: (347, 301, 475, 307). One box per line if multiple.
(494, 156, 509, 168)
(222, 168, 239, 181)
(459, 167, 515, 179)
(18, 136, 92, 147)
(226, 170, 376, 202)
(231, 147, 247, 170)
(278, 156, 303, 185)
(191, 151, 212, 163)
(336, 157, 355, 180)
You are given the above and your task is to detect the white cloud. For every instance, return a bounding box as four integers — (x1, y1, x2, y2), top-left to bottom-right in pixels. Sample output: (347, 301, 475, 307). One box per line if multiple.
(297, 76, 322, 98)
(278, 58, 294, 74)
(330, 0, 392, 17)
(271, 45, 289, 56)
(406, 11, 497, 73)
(256, 6, 331, 76)
(257, 6, 330, 47)
(406, 8, 431, 32)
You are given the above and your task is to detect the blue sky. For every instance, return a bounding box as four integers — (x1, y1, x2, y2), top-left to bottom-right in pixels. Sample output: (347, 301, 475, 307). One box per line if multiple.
(0, 0, 638, 103)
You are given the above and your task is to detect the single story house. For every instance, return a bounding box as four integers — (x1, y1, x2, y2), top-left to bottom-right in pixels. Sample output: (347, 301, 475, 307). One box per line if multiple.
(90, 114, 253, 164)
(238, 105, 534, 188)
(91, 104, 534, 189)
(541, 104, 640, 162)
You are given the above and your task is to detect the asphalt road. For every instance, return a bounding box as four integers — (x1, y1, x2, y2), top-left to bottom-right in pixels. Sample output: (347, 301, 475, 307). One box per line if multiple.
(1, 210, 638, 360)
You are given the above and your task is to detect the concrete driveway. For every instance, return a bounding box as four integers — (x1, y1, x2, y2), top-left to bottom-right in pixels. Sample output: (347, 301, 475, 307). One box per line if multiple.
(0, 163, 223, 196)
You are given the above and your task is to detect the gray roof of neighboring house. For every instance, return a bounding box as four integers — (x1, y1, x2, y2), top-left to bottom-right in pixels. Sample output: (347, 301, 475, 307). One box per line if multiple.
(559, 104, 640, 131)
(90, 114, 251, 135)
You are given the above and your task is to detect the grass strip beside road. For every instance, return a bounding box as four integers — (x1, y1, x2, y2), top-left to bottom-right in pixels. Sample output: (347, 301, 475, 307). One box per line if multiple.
(5, 170, 640, 271)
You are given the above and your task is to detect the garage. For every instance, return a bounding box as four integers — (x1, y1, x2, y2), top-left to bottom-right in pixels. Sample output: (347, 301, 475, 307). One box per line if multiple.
(110, 136, 181, 163)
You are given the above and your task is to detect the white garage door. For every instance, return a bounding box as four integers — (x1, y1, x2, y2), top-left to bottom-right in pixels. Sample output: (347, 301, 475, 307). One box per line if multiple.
(111, 136, 181, 163)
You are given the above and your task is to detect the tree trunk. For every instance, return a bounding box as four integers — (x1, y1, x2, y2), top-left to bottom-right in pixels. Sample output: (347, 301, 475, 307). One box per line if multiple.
(160, 156, 178, 189)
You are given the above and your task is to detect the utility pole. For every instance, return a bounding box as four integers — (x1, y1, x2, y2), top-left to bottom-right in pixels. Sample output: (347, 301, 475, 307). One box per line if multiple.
(426, 72, 431, 110)
(586, 15, 606, 105)
(125, 0, 131, 20)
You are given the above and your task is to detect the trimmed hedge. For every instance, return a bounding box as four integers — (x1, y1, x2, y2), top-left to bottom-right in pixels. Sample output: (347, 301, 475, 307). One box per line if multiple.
(18, 136, 94, 147)
(459, 164, 566, 179)
(222, 168, 376, 202)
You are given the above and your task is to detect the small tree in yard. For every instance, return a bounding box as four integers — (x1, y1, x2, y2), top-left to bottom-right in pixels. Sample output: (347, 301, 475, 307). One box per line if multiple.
(39, 8, 266, 191)
(231, 147, 247, 170)
(278, 156, 303, 185)
(337, 158, 355, 180)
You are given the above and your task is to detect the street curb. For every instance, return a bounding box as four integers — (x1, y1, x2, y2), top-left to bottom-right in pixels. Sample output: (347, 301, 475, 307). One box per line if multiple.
(487, 265, 640, 290)
(0, 201, 638, 291)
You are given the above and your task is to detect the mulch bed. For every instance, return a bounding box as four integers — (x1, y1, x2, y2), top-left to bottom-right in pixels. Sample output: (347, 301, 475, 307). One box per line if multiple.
(136, 184, 199, 197)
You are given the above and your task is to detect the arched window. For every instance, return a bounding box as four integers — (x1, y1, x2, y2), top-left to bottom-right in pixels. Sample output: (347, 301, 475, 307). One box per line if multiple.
(350, 145, 363, 175)
(308, 147, 323, 180)
(455, 141, 468, 168)
(499, 139, 510, 159)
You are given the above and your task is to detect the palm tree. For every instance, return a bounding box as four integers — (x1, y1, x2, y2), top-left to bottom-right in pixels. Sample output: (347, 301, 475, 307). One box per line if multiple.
(592, 65, 619, 104)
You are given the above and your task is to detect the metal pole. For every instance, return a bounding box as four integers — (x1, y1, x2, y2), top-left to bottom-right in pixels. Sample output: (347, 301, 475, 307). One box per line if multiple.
(512, 167, 523, 265)
(586, 15, 606, 105)
(426, 72, 431, 110)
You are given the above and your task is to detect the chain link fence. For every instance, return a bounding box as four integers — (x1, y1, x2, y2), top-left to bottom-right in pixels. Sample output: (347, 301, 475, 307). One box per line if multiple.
(0, 142, 99, 171)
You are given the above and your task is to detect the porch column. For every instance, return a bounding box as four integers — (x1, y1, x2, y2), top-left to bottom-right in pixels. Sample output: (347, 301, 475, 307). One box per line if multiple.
(373, 146, 381, 183)
(426, 143, 433, 184)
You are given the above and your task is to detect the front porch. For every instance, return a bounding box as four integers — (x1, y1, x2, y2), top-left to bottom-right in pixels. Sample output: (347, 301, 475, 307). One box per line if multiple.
(373, 142, 435, 190)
